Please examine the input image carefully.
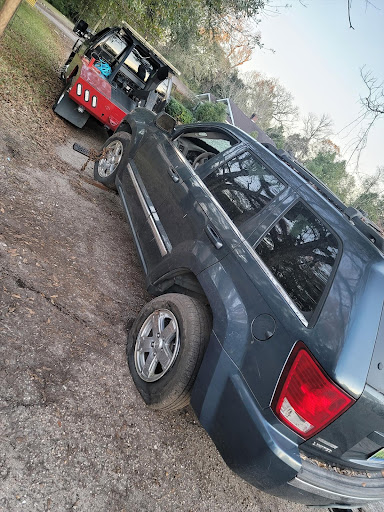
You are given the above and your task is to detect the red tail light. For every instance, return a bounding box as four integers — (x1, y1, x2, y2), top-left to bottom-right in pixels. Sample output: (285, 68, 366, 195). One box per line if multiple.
(272, 343, 354, 439)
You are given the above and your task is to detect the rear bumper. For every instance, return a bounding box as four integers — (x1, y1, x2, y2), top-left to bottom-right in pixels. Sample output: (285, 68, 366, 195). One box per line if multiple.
(68, 76, 127, 130)
(289, 458, 384, 507)
(191, 332, 384, 507)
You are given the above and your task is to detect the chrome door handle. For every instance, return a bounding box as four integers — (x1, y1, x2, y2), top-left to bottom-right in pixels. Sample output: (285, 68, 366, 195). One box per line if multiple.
(205, 225, 223, 249)
(167, 166, 179, 183)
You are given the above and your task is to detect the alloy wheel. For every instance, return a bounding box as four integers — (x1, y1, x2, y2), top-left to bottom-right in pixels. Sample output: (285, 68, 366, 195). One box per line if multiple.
(134, 309, 180, 382)
(97, 140, 124, 177)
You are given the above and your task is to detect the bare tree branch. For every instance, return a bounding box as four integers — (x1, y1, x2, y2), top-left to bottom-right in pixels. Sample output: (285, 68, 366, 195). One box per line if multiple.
(341, 67, 383, 171)
(347, 0, 355, 29)
(303, 112, 333, 142)
(361, 67, 384, 114)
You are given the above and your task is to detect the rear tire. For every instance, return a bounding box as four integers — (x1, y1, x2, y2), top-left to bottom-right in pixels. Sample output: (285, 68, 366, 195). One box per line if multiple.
(127, 293, 211, 411)
(94, 132, 131, 190)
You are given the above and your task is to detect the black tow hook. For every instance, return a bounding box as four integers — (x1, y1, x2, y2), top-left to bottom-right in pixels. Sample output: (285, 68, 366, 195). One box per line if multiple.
(73, 143, 92, 157)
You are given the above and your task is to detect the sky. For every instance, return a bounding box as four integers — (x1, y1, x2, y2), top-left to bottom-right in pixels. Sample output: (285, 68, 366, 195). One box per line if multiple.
(243, 0, 384, 177)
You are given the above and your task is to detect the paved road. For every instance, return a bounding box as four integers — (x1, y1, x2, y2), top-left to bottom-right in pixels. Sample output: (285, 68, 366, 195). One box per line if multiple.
(36, 1, 77, 43)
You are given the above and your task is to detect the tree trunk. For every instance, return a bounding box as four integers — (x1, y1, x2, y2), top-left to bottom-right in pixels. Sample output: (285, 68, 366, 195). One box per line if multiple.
(0, 0, 22, 37)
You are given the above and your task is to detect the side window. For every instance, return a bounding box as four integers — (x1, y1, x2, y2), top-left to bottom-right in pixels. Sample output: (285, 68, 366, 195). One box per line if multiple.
(203, 151, 285, 227)
(173, 130, 238, 168)
(254, 201, 339, 320)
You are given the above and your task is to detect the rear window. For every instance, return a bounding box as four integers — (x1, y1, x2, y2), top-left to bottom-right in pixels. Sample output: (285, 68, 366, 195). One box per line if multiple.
(254, 201, 339, 320)
(203, 151, 285, 228)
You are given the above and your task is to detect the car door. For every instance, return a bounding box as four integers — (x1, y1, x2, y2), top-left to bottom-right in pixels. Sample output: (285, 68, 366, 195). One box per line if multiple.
(131, 129, 240, 278)
(197, 144, 290, 245)
(120, 123, 246, 279)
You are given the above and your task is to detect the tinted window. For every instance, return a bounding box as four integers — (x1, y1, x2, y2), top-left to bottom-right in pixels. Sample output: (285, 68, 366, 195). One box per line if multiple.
(204, 151, 285, 227)
(255, 202, 339, 319)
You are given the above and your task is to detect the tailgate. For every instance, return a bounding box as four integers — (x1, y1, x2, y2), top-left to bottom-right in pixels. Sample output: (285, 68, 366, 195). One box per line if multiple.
(301, 303, 384, 470)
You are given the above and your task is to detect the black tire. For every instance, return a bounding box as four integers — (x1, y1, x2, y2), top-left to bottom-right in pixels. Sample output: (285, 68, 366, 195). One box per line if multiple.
(127, 293, 212, 411)
(94, 132, 131, 190)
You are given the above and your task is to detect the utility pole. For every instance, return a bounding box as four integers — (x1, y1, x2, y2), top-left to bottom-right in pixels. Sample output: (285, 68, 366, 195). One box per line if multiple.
(0, 0, 22, 37)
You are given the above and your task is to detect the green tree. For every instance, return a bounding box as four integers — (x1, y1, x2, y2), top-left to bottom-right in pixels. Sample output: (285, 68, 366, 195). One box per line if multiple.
(50, 0, 267, 50)
(304, 150, 355, 203)
(194, 101, 227, 122)
(352, 168, 384, 225)
(165, 98, 194, 124)
(266, 125, 285, 149)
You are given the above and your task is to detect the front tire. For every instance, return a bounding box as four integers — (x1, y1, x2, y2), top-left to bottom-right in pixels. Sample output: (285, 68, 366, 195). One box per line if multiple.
(127, 293, 211, 411)
(94, 132, 131, 190)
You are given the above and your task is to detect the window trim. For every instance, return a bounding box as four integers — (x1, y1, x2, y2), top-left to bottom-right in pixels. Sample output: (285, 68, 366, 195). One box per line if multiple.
(190, 173, 249, 245)
(252, 199, 343, 328)
(171, 124, 240, 144)
(202, 147, 288, 231)
(171, 129, 241, 180)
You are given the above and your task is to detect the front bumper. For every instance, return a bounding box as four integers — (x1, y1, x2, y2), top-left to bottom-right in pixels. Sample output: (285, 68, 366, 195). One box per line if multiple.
(191, 332, 384, 507)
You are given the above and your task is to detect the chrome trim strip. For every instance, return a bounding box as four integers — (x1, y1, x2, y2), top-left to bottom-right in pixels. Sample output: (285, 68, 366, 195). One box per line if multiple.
(289, 476, 382, 502)
(126, 163, 168, 257)
(117, 183, 148, 275)
(316, 437, 338, 450)
(248, 247, 309, 327)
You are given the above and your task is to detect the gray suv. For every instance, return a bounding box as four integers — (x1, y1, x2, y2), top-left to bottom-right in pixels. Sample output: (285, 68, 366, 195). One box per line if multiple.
(93, 108, 384, 508)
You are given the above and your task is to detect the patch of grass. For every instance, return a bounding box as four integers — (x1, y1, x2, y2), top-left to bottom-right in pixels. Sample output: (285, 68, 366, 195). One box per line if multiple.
(0, 1, 67, 111)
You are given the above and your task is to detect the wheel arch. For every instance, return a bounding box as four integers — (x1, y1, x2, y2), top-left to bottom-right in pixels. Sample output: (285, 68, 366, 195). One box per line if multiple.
(115, 120, 133, 135)
(148, 268, 210, 307)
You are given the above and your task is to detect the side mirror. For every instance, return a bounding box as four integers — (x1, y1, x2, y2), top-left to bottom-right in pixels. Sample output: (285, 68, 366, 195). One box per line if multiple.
(157, 66, 170, 82)
(155, 112, 176, 134)
(73, 19, 88, 37)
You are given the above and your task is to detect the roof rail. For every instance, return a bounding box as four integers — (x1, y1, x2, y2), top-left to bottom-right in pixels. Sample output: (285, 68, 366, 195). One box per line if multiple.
(261, 143, 384, 252)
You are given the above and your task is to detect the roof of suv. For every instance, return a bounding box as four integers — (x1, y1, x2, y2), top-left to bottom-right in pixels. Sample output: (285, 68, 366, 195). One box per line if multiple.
(263, 142, 384, 254)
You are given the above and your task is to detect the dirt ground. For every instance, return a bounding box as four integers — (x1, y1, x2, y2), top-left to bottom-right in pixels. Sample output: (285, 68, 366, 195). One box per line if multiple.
(0, 111, 317, 512)
(0, 5, 383, 512)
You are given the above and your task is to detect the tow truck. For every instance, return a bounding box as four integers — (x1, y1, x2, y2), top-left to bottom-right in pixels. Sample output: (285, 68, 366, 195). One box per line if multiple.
(54, 20, 180, 130)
